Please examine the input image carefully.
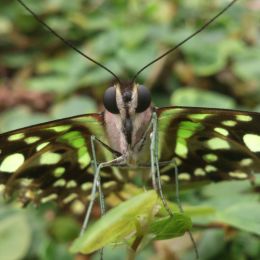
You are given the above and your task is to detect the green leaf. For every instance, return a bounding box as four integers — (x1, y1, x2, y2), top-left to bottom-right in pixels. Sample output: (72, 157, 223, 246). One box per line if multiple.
(50, 216, 80, 242)
(171, 88, 235, 108)
(70, 190, 158, 254)
(51, 96, 97, 118)
(0, 107, 52, 132)
(149, 213, 192, 240)
(233, 47, 260, 81)
(0, 212, 31, 260)
(193, 179, 260, 235)
(217, 202, 260, 236)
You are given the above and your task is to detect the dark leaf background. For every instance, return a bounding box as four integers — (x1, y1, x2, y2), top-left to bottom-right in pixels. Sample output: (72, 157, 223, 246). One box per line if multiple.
(0, 0, 260, 259)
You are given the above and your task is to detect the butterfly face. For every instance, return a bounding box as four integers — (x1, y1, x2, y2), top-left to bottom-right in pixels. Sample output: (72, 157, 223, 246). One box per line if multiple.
(103, 83, 153, 159)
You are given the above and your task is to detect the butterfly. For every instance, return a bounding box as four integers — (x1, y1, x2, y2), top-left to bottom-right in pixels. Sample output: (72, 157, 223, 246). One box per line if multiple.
(1, 0, 259, 213)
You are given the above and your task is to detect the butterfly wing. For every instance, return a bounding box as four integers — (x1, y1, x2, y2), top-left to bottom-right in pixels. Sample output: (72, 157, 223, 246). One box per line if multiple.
(0, 113, 124, 207)
(156, 107, 260, 183)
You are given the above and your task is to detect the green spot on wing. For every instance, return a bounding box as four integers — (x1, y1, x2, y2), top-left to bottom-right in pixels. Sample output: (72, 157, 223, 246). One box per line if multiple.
(0, 153, 25, 173)
(81, 182, 92, 191)
(36, 142, 50, 151)
(73, 138, 85, 148)
(41, 194, 58, 203)
(214, 127, 229, 136)
(40, 153, 61, 165)
(222, 120, 237, 127)
(63, 193, 77, 204)
(243, 134, 260, 152)
(236, 115, 252, 122)
(207, 138, 230, 150)
(66, 180, 77, 188)
(79, 153, 91, 168)
(178, 173, 191, 180)
(25, 136, 41, 144)
(61, 131, 80, 141)
(205, 165, 217, 172)
(179, 121, 203, 132)
(188, 113, 210, 120)
(48, 125, 71, 132)
(8, 133, 25, 141)
(229, 171, 248, 179)
(53, 179, 66, 187)
(53, 167, 65, 177)
(203, 153, 218, 162)
(175, 139, 188, 158)
(175, 121, 203, 158)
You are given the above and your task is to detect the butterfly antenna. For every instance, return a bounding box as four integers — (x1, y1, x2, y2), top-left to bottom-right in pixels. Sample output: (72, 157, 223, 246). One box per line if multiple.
(16, 0, 121, 84)
(131, 0, 238, 83)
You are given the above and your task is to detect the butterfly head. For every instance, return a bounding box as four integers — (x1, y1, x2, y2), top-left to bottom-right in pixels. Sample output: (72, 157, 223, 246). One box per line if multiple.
(103, 82, 151, 115)
(103, 82, 152, 147)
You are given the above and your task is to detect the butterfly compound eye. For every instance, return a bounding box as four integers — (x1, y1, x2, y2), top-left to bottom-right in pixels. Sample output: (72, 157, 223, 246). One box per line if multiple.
(103, 87, 120, 114)
(136, 85, 151, 113)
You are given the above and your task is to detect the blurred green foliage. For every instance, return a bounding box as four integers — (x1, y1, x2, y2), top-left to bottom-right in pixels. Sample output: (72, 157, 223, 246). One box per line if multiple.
(0, 0, 260, 259)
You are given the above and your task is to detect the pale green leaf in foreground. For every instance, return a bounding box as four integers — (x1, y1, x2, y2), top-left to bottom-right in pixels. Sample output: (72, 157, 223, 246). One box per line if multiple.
(70, 190, 192, 254)
(0, 212, 31, 260)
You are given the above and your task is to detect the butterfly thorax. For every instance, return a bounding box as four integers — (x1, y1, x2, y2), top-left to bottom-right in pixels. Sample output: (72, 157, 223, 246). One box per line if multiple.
(103, 82, 153, 165)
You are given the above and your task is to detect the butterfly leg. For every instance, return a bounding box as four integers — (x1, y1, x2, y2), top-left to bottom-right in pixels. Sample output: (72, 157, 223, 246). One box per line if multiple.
(90, 136, 106, 218)
(150, 112, 173, 216)
(80, 142, 125, 236)
(170, 158, 199, 259)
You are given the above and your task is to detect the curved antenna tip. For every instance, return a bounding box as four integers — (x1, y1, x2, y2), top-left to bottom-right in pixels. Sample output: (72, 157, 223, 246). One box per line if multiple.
(16, 0, 121, 84)
(132, 0, 238, 83)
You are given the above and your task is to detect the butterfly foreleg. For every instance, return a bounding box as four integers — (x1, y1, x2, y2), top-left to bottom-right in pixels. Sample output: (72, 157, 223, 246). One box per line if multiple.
(90, 135, 106, 216)
(80, 135, 125, 235)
